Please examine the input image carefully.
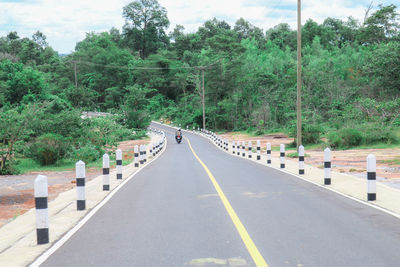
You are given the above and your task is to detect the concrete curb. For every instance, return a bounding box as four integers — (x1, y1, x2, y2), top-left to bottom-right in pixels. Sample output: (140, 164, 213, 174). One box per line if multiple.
(0, 132, 167, 266)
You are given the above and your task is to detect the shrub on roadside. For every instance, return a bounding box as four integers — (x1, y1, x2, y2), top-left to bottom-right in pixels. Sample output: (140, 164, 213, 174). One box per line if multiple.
(69, 142, 102, 163)
(328, 128, 363, 149)
(26, 133, 71, 165)
(361, 125, 399, 145)
(289, 123, 323, 146)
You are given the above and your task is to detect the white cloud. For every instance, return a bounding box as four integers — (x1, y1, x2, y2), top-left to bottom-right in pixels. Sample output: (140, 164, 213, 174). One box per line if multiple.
(0, 0, 398, 53)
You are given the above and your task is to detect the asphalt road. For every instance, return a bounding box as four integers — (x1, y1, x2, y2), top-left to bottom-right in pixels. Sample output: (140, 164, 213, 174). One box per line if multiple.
(40, 123, 400, 267)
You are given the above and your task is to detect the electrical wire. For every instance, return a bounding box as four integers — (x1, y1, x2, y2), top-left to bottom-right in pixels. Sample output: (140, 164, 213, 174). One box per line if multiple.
(68, 59, 221, 70)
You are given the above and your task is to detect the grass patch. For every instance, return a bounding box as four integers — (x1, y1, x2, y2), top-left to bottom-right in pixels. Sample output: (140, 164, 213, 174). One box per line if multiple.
(16, 158, 77, 173)
(286, 152, 310, 158)
(379, 157, 400, 165)
(16, 153, 135, 174)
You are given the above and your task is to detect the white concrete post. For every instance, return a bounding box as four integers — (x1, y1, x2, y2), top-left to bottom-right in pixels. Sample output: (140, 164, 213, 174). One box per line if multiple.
(237, 141, 240, 156)
(134, 145, 139, 167)
(280, 144, 285, 168)
(232, 141, 236, 154)
(242, 141, 246, 157)
(248, 141, 252, 159)
(103, 153, 110, 191)
(143, 144, 147, 163)
(35, 175, 49, 244)
(324, 148, 331, 185)
(76, 160, 86, 210)
(256, 140, 261, 160)
(139, 145, 144, 165)
(116, 149, 122, 180)
(299, 145, 305, 175)
(149, 144, 153, 159)
(152, 143, 156, 157)
(267, 143, 271, 164)
(225, 139, 228, 151)
(367, 154, 377, 201)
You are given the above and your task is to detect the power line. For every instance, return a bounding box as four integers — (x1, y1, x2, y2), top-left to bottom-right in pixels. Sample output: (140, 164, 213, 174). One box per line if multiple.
(68, 59, 221, 71)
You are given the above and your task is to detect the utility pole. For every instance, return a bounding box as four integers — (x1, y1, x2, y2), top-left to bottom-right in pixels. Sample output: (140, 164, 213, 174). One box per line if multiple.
(297, 0, 302, 148)
(201, 68, 205, 130)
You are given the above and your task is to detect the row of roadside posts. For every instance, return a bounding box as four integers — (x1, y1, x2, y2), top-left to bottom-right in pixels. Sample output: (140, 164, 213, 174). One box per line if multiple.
(198, 128, 377, 202)
(34, 129, 166, 245)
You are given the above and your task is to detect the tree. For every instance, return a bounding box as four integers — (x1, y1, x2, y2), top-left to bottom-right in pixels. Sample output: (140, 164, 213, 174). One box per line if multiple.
(234, 18, 264, 43)
(122, 0, 170, 58)
(364, 42, 400, 97)
(0, 104, 41, 174)
(122, 85, 154, 128)
(266, 23, 297, 50)
(32, 31, 48, 48)
(359, 4, 400, 44)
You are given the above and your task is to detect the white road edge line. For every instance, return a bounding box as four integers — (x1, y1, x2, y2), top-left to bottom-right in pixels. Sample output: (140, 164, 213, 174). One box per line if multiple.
(30, 134, 168, 267)
(155, 121, 400, 220)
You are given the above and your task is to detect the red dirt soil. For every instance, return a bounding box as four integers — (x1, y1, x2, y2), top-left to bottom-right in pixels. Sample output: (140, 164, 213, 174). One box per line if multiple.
(0, 139, 149, 228)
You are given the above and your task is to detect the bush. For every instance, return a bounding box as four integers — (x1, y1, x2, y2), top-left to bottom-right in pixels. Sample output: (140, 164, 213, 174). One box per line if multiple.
(27, 133, 70, 165)
(328, 128, 363, 149)
(289, 123, 323, 146)
(361, 125, 399, 145)
(69, 142, 102, 163)
(0, 158, 20, 175)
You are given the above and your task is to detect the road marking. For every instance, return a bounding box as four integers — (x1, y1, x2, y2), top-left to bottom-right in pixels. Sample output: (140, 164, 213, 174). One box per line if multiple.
(186, 138, 269, 267)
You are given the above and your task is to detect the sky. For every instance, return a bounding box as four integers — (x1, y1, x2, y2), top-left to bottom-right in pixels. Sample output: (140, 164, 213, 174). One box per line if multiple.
(0, 0, 399, 54)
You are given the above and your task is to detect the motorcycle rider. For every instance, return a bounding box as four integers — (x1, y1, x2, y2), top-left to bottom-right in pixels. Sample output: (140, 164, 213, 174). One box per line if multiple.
(175, 128, 182, 142)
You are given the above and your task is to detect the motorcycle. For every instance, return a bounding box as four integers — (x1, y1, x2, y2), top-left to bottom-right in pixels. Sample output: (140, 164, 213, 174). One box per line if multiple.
(176, 135, 182, 144)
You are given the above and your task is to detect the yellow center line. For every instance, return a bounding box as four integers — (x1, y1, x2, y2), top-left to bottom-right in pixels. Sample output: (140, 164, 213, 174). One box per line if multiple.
(185, 137, 269, 267)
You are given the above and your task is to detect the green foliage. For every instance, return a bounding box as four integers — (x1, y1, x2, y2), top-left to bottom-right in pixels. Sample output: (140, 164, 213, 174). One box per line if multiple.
(68, 142, 102, 164)
(289, 123, 323, 145)
(26, 133, 71, 165)
(122, 0, 170, 58)
(1, 3, 400, 175)
(328, 128, 363, 149)
(122, 85, 154, 129)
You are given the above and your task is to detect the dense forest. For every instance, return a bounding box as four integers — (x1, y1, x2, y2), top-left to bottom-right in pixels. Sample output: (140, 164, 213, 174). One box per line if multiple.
(1, 0, 400, 174)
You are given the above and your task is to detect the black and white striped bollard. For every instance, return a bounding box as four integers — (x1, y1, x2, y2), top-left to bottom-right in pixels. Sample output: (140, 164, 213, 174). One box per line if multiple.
(225, 139, 228, 151)
(256, 140, 261, 160)
(280, 144, 285, 169)
(134, 145, 139, 167)
(143, 145, 147, 163)
(35, 175, 49, 244)
(103, 153, 110, 191)
(237, 141, 240, 156)
(139, 145, 144, 165)
(367, 154, 376, 201)
(116, 149, 122, 180)
(267, 143, 271, 164)
(299, 145, 305, 175)
(248, 141, 252, 159)
(241, 141, 245, 157)
(152, 143, 156, 157)
(324, 148, 331, 185)
(232, 141, 236, 154)
(76, 160, 86, 210)
(149, 145, 153, 159)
